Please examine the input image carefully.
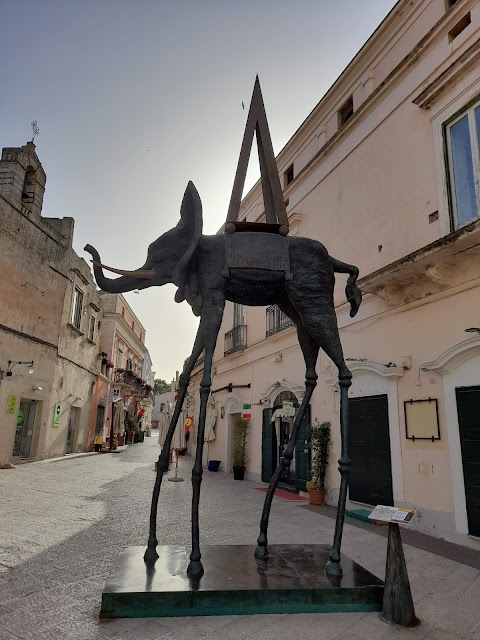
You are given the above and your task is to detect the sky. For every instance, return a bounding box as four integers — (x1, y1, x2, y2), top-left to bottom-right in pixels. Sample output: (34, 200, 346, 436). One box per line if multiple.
(0, 0, 398, 381)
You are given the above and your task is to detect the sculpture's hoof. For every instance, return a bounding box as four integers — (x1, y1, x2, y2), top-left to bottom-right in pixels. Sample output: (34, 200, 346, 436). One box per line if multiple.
(254, 545, 268, 559)
(144, 546, 159, 566)
(187, 559, 204, 577)
(325, 559, 343, 577)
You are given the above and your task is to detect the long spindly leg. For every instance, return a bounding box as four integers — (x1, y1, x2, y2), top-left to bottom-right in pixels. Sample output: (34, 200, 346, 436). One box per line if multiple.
(144, 327, 205, 566)
(295, 306, 352, 577)
(187, 297, 225, 577)
(254, 301, 319, 559)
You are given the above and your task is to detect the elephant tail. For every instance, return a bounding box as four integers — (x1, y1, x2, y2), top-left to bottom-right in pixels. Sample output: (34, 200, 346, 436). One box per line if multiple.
(329, 256, 362, 318)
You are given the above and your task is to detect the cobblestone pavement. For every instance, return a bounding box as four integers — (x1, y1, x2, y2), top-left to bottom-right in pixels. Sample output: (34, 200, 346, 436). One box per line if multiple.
(0, 432, 479, 640)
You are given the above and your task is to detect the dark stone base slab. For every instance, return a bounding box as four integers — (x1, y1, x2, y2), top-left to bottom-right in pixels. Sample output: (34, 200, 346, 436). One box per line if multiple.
(100, 544, 384, 618)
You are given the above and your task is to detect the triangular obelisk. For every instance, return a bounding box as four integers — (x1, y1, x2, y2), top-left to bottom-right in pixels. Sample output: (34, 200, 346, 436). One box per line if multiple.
(225, 77, 289, 235)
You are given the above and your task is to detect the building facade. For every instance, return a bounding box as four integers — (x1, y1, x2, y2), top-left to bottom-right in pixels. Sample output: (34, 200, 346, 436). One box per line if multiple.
(207, 0, 480, 548)
(97, 293, 152, 443)
(0, 141, 103, 466)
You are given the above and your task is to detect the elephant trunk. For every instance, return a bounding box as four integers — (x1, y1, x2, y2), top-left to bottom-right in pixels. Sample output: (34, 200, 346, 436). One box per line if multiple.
(84, 244, 145, 294)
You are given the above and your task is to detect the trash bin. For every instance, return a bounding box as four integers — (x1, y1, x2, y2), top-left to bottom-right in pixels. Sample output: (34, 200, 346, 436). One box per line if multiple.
(208, 460, 221, 472)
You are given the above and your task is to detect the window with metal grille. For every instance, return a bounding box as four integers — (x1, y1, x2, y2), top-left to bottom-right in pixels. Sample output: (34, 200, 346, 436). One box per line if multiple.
(71, 287, 83, 330)
(445, 97, 480, 228)
(266, 304, 294, 336)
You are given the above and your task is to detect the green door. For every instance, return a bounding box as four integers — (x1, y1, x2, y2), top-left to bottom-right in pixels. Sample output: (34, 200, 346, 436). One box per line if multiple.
(295, 405, 311, 492)
(456, 386, 480, 536)
(261, 408, 274, 482)
(348, 395, 393, 506)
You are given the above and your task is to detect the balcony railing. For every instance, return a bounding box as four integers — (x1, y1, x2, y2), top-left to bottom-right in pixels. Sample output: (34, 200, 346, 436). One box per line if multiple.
(224, 324, 247, 356)
(114, 369, 152, 398)
(266, 305, 294, 337)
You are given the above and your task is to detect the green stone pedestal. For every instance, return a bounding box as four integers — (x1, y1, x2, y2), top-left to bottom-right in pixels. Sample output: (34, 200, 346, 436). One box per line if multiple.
(100, 544, 383, 618)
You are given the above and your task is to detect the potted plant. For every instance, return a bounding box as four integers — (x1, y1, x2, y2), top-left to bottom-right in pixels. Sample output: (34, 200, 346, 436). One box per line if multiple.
(306, 419, 331, 505)
(125, 418, 136, 443)
(232, 417, 248, 480)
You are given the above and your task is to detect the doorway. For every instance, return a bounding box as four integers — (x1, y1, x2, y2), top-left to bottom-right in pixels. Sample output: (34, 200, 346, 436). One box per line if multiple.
(227, 412, 240, 472)
(455, 386, 480, 536)
(261, 391, 309, 492)
(95, 405, 105, 437)
(348, 394, 393, 506)
(12, 399, 37, 458)
(66, 407, 79, 454)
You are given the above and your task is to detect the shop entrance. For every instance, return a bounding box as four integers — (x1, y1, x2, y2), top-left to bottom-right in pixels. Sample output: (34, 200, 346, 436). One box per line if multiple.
(66, 407, 79, 454)
(261, 391, 310, 491)
(455, 386, 480, 536)
(12, 399, 37, 458)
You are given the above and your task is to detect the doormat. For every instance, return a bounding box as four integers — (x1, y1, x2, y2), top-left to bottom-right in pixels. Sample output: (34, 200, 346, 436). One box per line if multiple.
(256, 488, 308, 501)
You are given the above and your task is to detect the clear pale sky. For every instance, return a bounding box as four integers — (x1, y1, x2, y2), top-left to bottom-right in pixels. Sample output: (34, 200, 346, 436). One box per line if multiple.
(0, 0, 397, 381)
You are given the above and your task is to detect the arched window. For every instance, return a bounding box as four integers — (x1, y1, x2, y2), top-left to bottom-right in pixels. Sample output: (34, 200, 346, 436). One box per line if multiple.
(22, 166, 36, 200)
(273, 391, 298, 409)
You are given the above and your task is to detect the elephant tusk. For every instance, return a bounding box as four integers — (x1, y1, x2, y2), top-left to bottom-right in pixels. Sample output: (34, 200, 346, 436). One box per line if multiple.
(91, 260, 155, 279)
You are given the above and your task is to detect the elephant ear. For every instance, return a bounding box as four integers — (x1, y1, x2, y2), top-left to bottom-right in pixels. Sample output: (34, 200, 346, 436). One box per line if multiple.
(171, 181, 203, 289)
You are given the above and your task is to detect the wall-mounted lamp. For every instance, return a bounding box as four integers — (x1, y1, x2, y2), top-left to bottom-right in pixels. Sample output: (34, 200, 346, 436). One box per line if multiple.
(6, 360, 34, 377)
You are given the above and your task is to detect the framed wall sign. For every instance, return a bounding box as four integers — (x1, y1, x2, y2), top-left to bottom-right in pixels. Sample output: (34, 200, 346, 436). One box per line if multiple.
(404, 398, 440, 441)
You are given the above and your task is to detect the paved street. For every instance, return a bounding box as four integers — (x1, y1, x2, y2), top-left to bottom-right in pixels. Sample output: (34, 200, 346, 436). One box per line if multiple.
(0, 433, 479, 640)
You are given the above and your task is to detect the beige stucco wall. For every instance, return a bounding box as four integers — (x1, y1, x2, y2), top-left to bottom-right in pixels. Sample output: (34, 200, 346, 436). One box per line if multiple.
(207, 0, 480, 549)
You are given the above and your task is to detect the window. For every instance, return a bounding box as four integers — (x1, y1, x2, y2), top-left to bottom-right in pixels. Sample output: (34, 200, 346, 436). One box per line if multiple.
(71, 287, 83, 330)
(283, 165, 294, 188)
(266, 304, 294, 336)
(126, 358, 133, 371)
(22, 166, 36, 201)
(233, 303, 244, 328)
(338, 96, 354, 127)
(88, 314, 96, 341)
(117, 346, 123, 368)
(446, 99, 480, 228)
(448, 12, 471, 41)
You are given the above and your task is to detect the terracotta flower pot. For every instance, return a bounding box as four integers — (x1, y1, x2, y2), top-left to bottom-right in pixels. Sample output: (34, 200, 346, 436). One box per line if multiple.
(308, 488, 325, 505)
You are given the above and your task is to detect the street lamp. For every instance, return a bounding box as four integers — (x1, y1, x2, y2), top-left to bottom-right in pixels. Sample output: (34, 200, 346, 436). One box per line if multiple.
(6, 361, 34, 377)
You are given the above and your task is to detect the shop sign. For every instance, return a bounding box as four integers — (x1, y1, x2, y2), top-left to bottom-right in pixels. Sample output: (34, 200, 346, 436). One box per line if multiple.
(53, 403, 61, 427)
(242, 403, 251, 420)
(6, 395, 16, 414)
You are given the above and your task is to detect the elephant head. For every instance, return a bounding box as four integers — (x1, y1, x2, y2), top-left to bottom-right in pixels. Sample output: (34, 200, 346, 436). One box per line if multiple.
(84, 181, 203, 295)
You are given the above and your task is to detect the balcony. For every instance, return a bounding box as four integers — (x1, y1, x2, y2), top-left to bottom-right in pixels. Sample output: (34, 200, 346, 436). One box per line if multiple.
(114, 369, 152, 398)
(266, 305, 294, 337)
(224, 325, 247, 356)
